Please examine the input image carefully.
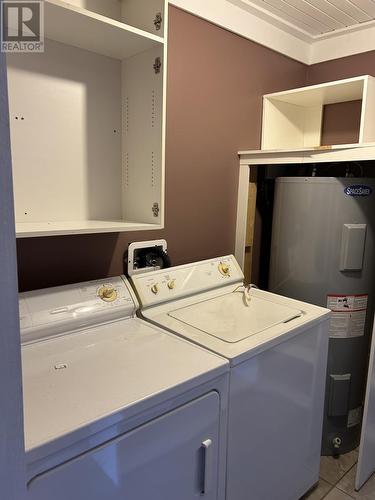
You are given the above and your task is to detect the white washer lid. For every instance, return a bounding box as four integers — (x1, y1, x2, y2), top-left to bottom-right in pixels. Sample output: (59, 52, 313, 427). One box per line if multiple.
(168, 292, 303, 343)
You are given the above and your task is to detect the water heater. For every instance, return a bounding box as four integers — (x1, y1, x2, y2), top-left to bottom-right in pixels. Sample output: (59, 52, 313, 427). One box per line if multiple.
(269, 177, 375, 456)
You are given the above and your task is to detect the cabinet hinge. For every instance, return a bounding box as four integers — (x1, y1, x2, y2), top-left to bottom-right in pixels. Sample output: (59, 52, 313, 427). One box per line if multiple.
(154, 12, 163, 31)
(152, 202, 160, 217)
(153, 57, 162, 74)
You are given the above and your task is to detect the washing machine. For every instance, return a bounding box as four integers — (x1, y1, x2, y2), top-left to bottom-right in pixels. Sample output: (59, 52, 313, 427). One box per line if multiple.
(20, 275, 229, 500)
(131, 255, 331, 500)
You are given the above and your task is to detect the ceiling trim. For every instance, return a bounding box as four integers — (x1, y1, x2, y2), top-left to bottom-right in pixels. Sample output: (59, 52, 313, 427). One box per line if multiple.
(310, 22, 375, 64)
(169, 0, 375, 65)
(169, 0, 310, 63)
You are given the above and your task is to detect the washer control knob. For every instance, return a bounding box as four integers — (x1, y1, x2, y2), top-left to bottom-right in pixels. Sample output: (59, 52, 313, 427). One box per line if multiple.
(218, 262, 230, 276)
(151, 283, 159, 295)
(98, 286, 117, 302)
(167, 279, 176, 290)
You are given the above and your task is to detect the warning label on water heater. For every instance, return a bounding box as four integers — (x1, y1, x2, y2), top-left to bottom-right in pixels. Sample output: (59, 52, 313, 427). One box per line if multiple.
(327, 294, 368, 339)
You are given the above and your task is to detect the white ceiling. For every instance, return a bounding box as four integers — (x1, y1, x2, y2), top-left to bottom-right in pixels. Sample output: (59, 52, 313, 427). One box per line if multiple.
(229, 0, 375, 40)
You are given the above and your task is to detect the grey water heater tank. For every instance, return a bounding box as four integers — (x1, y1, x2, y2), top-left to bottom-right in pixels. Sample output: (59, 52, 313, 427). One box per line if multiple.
(269, 177, 375, 456)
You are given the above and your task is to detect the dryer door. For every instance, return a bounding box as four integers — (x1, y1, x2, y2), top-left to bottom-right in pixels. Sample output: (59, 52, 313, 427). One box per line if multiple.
(28, 392, 220, 500)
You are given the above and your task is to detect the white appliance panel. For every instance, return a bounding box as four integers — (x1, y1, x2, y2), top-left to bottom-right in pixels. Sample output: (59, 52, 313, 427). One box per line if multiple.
(132, 255, 244, 307)
(227, 321, 328, 500)
(28, 392, 220, 500)
(20, 276, 136, 343)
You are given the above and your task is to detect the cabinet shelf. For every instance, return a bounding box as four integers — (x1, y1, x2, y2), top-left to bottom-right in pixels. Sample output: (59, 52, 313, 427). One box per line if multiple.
(16, 220, 162, 238)
(44, 0, 163, 60)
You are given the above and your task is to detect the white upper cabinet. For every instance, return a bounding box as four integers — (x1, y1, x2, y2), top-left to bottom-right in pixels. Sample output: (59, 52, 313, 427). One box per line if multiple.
(6, 0, 168, 237)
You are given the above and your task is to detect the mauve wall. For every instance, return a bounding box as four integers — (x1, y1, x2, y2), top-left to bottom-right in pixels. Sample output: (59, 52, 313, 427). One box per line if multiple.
(17, 6, 307, 291)
(321, 100, 361, 146)
(308, 51, 375, 85)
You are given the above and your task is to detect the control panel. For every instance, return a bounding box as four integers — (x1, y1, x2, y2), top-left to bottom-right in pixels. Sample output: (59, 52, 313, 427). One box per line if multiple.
(19, 276, 136, 343)
(132, 255, 244, 308)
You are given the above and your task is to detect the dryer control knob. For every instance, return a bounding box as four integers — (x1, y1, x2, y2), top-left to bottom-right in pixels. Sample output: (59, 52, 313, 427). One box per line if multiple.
(98, 286, 117, 302)
(167, 279, 176, 290)
(151, 283, 159, 294)
(218, 262, 230, 276)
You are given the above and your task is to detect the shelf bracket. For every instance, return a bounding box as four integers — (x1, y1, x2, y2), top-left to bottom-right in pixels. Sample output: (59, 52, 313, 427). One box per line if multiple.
(154, 12, 163, 31)
(153, 57, 162, 74)
(152, 202, 160, 217)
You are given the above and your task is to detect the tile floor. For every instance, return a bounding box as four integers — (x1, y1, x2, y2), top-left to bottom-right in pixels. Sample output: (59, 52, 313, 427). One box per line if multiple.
(303, 449, 375, 499)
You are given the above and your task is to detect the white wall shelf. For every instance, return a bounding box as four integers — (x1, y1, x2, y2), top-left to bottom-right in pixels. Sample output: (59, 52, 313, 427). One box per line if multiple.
(16, 221, 161, 238)
(262, 76, 375, 150)
(239, 143, 375, 165)
(7, 0, 168, 238)
(44, 0, 164, 60)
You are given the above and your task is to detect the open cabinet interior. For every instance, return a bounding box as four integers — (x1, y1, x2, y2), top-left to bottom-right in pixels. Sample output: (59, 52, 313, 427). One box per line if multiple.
(58, 0, 165, 35)
(6, 0, 167, 237)
(261, 76, 375, 151)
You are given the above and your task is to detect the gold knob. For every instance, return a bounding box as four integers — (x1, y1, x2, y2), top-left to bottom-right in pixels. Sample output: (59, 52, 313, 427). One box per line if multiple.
(151, 283, 159, 294)
(103, 288, 114, 299)
(98, 286, 117, 302)
(167, 279, 176, 290)
(218, 262, 230, 276)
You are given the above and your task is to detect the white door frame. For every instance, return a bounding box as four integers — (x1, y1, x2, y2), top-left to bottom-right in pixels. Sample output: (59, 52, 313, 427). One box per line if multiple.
(356, 317, 375, 490)
(235, 164, 250, 270)
(0, 42, 27, 499)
